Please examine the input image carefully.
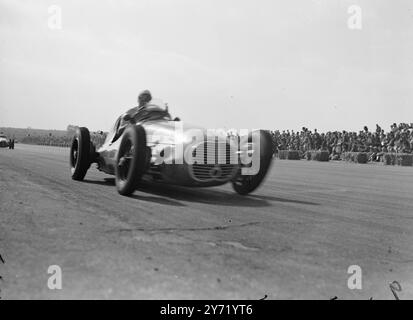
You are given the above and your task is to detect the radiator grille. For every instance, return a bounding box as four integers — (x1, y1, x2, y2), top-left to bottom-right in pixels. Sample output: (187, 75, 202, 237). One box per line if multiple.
(190, 141, 238, 182)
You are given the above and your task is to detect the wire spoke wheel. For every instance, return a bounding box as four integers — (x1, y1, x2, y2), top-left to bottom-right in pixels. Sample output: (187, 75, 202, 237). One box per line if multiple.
(117, 141, 133, 182)
(232, 130, 273, 195)
(115, 125, 147, 196)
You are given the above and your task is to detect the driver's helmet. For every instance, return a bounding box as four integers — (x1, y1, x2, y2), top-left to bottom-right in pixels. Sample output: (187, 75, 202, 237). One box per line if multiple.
(138, 90, 152, 106)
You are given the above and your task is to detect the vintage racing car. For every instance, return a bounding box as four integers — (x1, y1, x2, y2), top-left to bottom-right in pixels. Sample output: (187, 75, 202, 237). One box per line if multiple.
(69, 99, 273, 196)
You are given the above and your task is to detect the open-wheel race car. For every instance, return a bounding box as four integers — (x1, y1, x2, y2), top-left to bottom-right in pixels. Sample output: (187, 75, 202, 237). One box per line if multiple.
(69, 99, 273, 196)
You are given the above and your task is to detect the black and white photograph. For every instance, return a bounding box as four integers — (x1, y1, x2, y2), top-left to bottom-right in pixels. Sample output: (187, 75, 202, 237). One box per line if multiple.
(0, 0, 412, 304)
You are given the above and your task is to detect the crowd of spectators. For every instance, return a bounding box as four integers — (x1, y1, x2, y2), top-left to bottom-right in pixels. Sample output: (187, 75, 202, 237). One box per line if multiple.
(21, 131, 107, 148)
(21, 134, 73, 147)
(270, 123, 413, 161)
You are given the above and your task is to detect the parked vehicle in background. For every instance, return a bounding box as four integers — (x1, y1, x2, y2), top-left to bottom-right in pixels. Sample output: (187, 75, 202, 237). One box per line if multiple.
(0, 134, 9, 148)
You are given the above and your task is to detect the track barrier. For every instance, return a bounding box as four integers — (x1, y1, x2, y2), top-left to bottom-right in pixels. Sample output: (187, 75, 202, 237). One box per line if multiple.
(383, 153, 413, 166)
(305, 151, 330, 162)
(278, 150, 301, 160)
(343, 152, 368, 164)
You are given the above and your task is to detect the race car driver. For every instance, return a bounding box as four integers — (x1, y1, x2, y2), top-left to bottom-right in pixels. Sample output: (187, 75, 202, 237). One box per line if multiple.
(114, 90, 153, 141)
(121, 90, 153, 125)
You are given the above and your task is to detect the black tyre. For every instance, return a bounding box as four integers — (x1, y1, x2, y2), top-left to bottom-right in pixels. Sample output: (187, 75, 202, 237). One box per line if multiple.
(115, 125, 147, 196)
(232, 130, 273, 195)
(70, 127, 91, 181)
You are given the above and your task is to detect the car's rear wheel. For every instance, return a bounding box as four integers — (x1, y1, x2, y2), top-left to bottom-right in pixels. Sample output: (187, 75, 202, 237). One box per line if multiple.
(232, 130, 273, 195)
(115, 125, 147, 196)
(70, 127, 91, 181)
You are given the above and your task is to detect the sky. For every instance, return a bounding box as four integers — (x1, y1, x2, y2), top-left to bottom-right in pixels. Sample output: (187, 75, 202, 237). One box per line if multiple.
(0, 0, 412, 132)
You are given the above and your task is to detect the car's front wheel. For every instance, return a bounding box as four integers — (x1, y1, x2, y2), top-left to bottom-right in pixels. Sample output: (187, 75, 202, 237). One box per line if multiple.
(232, 130, 273, 195)
(115, 125, 147, 196)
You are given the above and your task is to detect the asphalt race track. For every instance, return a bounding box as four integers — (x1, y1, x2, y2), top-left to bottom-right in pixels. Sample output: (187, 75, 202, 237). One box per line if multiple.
(1, 144, 412, 299)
